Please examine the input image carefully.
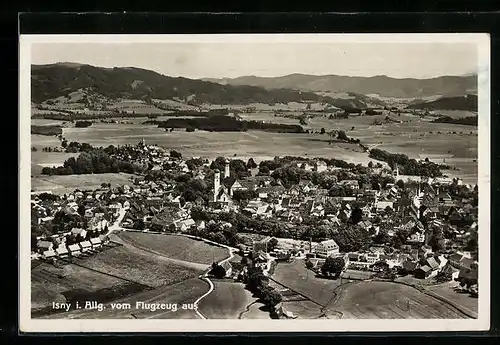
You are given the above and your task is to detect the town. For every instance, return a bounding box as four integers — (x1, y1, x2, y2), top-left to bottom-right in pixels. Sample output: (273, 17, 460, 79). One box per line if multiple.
(31, 139, 479, 319)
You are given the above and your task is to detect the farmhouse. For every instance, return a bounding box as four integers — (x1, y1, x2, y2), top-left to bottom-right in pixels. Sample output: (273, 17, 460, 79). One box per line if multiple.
(68, 244, 81, 256)
(55, 246, 69, 258)
(79, 241, 92, 253)
(42, 249, 57, 260)
(71, 228, 88, 239)
(414, 265, 434, 279)
(90, 237, 102, 249)
(220, 261, 233, 278)
(441, 263, 460, 280)
(37, 240, 53, 253)
(314, 239, 340, 258)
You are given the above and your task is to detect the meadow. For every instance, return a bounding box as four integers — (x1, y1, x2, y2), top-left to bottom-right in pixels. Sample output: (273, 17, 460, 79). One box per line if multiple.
(40, 277, 209, 319)
(117, 232, 229, 265)
(70, 245, 201, 288)
(198, 281, 260, 319)
(30, 109, 478, 185)
(331, 281, 469, 319)
(31, 261, 129, 312)
(30, 173, 136, 194)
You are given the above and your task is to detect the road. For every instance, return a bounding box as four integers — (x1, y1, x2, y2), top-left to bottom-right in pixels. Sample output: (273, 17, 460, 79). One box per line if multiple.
(193, 244, 237, 319)
(105, 206, 128, 236)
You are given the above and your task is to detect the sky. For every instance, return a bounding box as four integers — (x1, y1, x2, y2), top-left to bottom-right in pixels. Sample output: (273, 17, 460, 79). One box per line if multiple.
(31, 41, 478, 79)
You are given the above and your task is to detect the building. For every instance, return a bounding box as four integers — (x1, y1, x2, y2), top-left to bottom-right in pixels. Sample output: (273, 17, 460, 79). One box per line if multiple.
(55, 246, 69, 258)
(42, 249, 57, 260)
(220, 261, 233, 278)
(314, 239, 340, 258)
(314, 160, 328, 173)
(79, 241, 92, 253)
(37, 240, 53, 254)
(71, 228, 87, 240)
(68, 244, 81, 256)
(90, 237, 102, 249)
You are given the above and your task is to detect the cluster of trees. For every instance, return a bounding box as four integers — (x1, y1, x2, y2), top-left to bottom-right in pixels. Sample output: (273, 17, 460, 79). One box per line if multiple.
(41, 148, 145, 175)
(245, 266, 283, 311)
(331, 226, 372, 252)
(320, 256, 346, 278)
(209, 157, 252, 179)
(187, 220, 240, 247)
(369, 148, 443, 177)
(31, 125, 63, 136)
(432, 115, 478, 127)
(64, 141, 94, 153)
(74, 120, 93, 128)
(153, 115, 306, 134)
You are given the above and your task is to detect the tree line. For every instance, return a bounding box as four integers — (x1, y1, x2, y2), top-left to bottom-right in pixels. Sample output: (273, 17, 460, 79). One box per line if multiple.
(41, 147, 145, 175)
(369, 148, 444, 177)
(431, 115, 477, 127)
(149, 115, 306, 134)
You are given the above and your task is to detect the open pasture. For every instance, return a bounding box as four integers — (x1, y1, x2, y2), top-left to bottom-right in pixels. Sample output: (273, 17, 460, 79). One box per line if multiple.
(272, 259, 342, 307)
(330, 281, 469, 319)
(117, 232, 229, 265)
(73, 245, 200, 288)
(426, 282, 478, 314)
(40, 277, 209, 319)
(31, 261, 128, 311)
(42, 110, 478, 183)
(31, 173, 136, 194)
(198, 281, 258, 319)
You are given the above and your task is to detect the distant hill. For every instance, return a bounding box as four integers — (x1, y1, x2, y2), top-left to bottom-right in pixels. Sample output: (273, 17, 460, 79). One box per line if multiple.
(203, 73, 478, 98)
(406, 94, 478, 111)
(31, 63, 383, 110)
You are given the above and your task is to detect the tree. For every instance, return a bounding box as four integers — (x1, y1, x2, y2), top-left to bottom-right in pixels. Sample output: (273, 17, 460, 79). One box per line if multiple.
(259, 165, 270, 175)
(268, 238, 278, 252)
(368, 161, 373, 169)
(77, 205, 86, 217)
(396, 179, 405, 189)
(246, 158, 258, 169)
(321, 256, 345, 278)
(337, 130, 348, 141)
(262, 289, 283, 308)
(170, 150, 182, 160)
(350, 207, 363, 225)
(320, 127, 326, 135)
(210, 262, 226, 279)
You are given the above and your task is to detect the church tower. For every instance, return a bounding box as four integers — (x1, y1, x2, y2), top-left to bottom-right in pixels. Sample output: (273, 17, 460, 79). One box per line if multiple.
(213, 169, 221, 202)
(224, 159, 230, 179)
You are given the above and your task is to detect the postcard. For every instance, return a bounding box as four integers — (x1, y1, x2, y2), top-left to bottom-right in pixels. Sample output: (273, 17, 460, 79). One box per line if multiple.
(19, 33, 490, 332)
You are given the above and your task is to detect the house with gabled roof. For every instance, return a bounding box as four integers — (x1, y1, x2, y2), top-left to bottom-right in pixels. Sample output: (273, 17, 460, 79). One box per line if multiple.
(79, 241, 92, 253)
(55, 246, 69, 258)
(90, 237, 102, 249)
(68, 244, 81, 256)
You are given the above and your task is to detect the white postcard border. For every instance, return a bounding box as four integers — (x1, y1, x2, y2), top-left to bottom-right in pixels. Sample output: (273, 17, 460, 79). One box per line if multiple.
(19, 33, 491, 333)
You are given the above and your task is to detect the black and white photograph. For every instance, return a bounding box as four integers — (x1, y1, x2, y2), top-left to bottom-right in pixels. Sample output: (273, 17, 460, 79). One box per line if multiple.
(19, 34, 490, 332)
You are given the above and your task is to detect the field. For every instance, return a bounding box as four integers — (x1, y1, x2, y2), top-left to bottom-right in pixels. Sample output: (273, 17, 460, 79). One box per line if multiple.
(331, 281, 469, 319)
(30, 173, 136, 194)
(31, 260, 131, 312)
(71, 245, 200, 288)
(51, 110, 478, 184)
(271, 259, 471, 319)
(426, 282, 478, 314)
(198, 281, 260, 319)
(41, 277, 209, 319)
(117, 232, 229, 265)
(272, 259, 342, 306)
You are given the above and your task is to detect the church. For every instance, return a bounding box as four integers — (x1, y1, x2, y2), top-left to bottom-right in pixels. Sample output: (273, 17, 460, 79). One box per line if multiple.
(212, 159, 251, 204)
